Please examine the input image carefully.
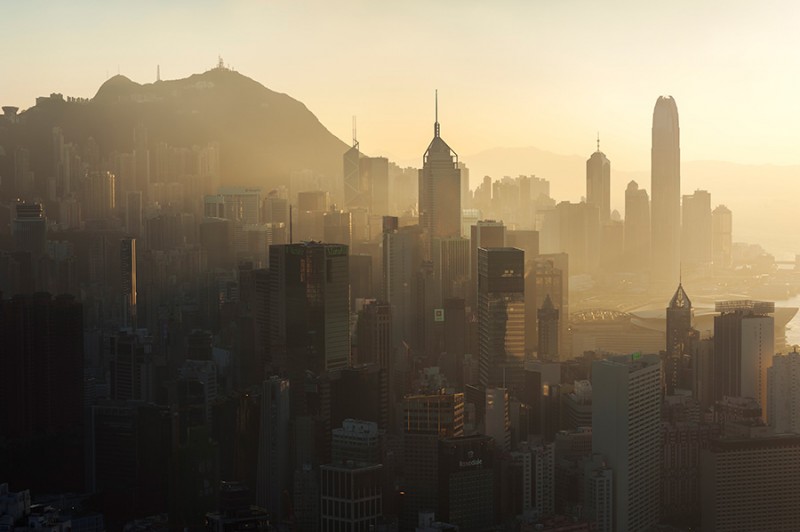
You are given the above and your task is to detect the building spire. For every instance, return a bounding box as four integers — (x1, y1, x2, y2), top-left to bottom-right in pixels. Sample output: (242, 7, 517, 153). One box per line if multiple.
(352, 116, 358, 147)
(434, 89, 440, 138)
(597, 131, 600, 152)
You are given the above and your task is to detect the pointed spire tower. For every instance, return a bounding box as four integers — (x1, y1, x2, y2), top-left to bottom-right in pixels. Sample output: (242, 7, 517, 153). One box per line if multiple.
(587, 131, 611, 222)
(343, 115, 363, 210)
(666, 280, 695, 393)
(419, 90, 462, 258)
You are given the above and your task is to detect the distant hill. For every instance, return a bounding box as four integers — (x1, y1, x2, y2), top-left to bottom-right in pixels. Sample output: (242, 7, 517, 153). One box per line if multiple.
(0, 67, 350, 193)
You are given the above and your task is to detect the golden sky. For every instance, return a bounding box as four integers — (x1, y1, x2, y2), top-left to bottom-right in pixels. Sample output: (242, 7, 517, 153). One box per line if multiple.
(3, 0, 799, 170)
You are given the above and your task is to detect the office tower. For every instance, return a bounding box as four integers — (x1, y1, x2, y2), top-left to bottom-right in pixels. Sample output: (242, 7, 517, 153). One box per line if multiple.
(437, 435, 495, 531)
(214, 187, 262, 225)
(177, 359, 218, 429)
(485, 387, 511, 451)
(13, 146, 33, 196)
(650, 96, 681, 281)
(134, 123, 150, 197)
(332, 419, 383, 464)
(383, 223, 424, 349)
(323, 210, 352, 245)
(458, 161, 471, 211)
(586, 138, 611, 222)
(403, 393, 465, 528)
(661, 421, 720, 526)
(200, 217, 232, 270)
(361, 156, 390, 215)
(0, 294, 84, 479)
(268, 242, 350, 414)
(560, 380, 593, 431)
(506, 230, 539, 262)
(89, 402, 171, 527)
(356, 301, 391, 369)
(320, 462, 383, 531)
(767, 350, 800, 434)
(537, 295, 559, 361)
(592, 354, 662, 532)
(262, 194, 289, 226)
(108, 329, 155, 402)
(478, 248, 525, 388)
(121, 238, 137, 329)
(665, 282, 693, 394)
(296, 190, 329, 242)
(470, 220, 506, 305)
(713, 300, 775, 412)
(256, 377, 290, 519)
(701, 433, 800, 532)
(552, 201, 600, 275)
(442, 298, 467, 387)
(526, 253, 568, 358)
(623, 180, 651, 271)
(432, 237, 470, 301)
(711, 205, 732, 269)
(125, 191, 143, 237)
(343, 127, 364, 210)
(681, 189, 712, 266)
(325, 364, 389, 432)
(419, 95, 462, 256)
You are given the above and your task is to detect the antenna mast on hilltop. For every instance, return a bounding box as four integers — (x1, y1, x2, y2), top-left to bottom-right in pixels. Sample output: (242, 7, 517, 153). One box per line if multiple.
(157, 65, 161, 82)
(217, 56, 226, 70)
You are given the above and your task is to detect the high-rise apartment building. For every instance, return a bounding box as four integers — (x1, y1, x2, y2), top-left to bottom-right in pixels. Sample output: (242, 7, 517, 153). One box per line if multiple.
(592, 354, 662, 532)
(478, 248, 525, 388)
(650, 96, 681, 281)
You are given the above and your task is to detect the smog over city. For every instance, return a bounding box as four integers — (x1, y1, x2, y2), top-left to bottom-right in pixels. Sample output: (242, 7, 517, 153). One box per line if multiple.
(2, 2, 800, 531)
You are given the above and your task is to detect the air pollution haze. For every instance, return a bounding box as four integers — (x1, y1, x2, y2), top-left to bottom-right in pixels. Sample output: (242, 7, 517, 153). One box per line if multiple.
(2, 2, 800, 532)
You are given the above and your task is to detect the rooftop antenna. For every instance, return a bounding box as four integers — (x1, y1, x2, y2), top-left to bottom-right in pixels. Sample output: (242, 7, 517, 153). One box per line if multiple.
(596, 131, 600, 152)
(434, 89, 440, 137)
(352, 116, 358, 148)
(217, 56, 225, 70)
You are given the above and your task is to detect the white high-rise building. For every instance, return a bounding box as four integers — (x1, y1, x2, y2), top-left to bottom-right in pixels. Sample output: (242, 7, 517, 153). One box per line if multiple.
(767, 350, 800, 434)
(592, 354, 661, 532)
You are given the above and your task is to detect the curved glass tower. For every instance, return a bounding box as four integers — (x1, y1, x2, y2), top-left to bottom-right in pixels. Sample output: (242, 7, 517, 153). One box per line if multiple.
(650, 95, 681, 282)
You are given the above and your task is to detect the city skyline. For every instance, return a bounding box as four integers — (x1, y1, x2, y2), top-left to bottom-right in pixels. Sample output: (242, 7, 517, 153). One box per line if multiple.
(3, 1, 800, 171)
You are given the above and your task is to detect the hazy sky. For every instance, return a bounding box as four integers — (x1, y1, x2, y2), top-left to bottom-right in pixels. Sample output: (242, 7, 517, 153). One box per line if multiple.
(4, 1, 800, 170)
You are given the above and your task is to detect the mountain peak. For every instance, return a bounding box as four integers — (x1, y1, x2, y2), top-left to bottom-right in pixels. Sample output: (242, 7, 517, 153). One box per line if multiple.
(93, 74, 141, 102)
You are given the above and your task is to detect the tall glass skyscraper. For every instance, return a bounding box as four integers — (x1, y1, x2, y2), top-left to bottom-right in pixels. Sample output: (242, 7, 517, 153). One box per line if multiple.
(650, 96, 681, 282)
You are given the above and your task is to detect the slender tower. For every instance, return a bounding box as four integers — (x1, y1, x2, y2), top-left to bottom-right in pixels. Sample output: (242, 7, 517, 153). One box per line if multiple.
(586, 133, 611, 223)
(419, 91, 462, 258)
(650, 96, 681, 282)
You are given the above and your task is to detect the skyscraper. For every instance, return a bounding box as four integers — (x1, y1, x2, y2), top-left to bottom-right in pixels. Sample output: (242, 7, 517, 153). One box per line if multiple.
(665, 282, 693, 394)
(268, 242, 350, 413)
(419, 93, 462, 257)
(470, 220, 506, 306)
(713, 300, 775, 413)
(650, 96, 681, 281)
(623, 180, 650, 272)
(681, 189, 712, 267)
(592, 353, 662, 532)
(767, 350, 800, 434)
(478, 247, 525, 388)
(586, 137, 611, 223)
(256, 377, 290, 519)
(537, 294, 559, 361)
(121, 238, 137, 329)
(711, 205, 733, 269)
(343, 122, 364, 210)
